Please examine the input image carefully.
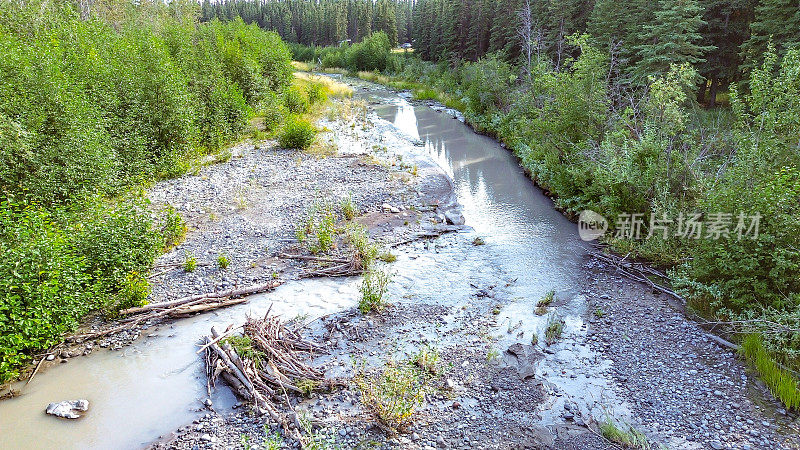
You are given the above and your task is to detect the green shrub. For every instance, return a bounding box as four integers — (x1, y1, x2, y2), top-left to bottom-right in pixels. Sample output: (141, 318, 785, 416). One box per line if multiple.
(345, 32, 396, 72)
(356, 362, 427, 432)
(116, 271, 150, 311)
(278, 118, 317, 150)
(283, 87, 310, 114)
(0, 202, 96, 382)
(161, 205, 187, 250)
(306, 83, 328, 105)
(72, 199, 163, 294)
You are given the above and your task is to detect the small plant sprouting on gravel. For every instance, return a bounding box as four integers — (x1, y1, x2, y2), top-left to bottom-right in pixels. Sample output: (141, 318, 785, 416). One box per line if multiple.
(472, 236, 485, 246)
(298, 414, 340, 450)
(262, 430, 283, 450)
(599, 419, 650, 449)
(356, 362, 427, 433)
(217, 254, 230, 269)
(537, 290, 555, 307)
(345, 223, 378, 269)
(411, 344, 441, 375)
(161, 205, 187, 250)
(530, 333, 539, 346)
(378, 251, 397, 263)
(358, 267, 392, 314)
(535, 305, 549, 316)
(296, 378, 320, 397)
(340, 194, 358, 220)
(544, 313, 565, 345)
(594, 308, 606, 318)
(183, 251, 197, 272)
(297, 203, 337, 254)
(486, 349, 500, 361)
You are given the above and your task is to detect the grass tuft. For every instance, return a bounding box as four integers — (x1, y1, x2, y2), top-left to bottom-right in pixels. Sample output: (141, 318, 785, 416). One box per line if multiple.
(599, 419, 650, 449)
(740, 334, 800, 410)
(544, 312, 565, 345)
(358, 266, 392, 314)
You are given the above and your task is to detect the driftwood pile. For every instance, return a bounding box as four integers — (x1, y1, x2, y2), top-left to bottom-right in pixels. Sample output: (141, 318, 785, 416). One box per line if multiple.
(202, 313, 331, 437)
(68, 281, 282, 342)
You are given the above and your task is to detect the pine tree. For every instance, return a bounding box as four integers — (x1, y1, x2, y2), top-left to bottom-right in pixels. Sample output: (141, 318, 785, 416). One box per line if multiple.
(696, 0, 753, 105)
(740, 0, 800, 73)
(631, 0, 715, 82)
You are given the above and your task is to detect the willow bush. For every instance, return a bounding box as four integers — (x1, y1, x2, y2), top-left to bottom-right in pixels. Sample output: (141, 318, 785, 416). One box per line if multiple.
(0, 0, 293, 383)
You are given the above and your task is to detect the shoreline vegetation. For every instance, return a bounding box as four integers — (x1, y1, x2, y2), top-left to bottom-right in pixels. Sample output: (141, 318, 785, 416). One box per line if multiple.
(0, 1, 349, 386)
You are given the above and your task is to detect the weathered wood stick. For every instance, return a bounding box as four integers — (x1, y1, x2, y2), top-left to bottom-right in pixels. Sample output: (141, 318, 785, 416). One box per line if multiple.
(279, 253, 350, 264)
(121, 281, 282, 315)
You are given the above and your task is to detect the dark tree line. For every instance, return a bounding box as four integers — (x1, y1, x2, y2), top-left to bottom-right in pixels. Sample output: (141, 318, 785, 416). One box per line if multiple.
(412, 0, 799, 104)
(206, 0, 800, 106)
(201, 0, 413, 47)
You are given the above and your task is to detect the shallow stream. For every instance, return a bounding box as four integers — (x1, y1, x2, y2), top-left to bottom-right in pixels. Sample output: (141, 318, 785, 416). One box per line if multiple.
(1, 79, 631, 449)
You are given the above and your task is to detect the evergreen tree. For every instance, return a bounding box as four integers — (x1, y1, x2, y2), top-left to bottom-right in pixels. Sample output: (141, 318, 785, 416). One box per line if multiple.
(740, 0, 800, 73)
(631, 0, 715, 82)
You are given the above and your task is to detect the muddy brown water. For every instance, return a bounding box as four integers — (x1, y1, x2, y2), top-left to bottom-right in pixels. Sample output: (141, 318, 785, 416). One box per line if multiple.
(1, 80, 615, 449)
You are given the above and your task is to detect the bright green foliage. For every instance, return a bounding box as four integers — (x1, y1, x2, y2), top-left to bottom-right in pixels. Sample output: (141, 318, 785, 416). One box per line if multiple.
(116, 272, 151, 311)
(740, 335, 800, 410)
(183, 252, 198, 272)
(345, 32, 396, 72)
(284, 87, 311, 114)
(599, 419, 651, 449)
(0, 202, 96, 382)
(278, 118, 317, 150)
(161, 206, 188, 250)
(217, 254, 230, 269)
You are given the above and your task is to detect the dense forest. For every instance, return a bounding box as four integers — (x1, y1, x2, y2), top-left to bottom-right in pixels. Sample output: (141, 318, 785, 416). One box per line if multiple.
(202, 0, 800, 105)
(207, 0, 800, 407)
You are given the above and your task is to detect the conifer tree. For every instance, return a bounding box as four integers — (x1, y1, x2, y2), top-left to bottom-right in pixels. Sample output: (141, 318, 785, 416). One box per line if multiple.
(631, 0, 715, 82)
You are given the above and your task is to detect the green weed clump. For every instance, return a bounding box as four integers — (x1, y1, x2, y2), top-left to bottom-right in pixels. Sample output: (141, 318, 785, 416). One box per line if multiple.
(183, 252, 198, 272)
(358, 267, 392, 314)
(537, 290, 555, 307)
(340, 195, 358, 221)
(740, 334, 800, 410)
(599, 419, 650, 449)
(217, 254, 230, 269)
(116, 272, 150, 311)
(544, 313, 565, 345)
(278, 117, 317, 150)
(357, 361, 427, 432)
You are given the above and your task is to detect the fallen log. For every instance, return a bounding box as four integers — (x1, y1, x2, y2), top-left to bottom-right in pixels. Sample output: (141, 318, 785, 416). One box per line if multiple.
(121, 280, 283, 315)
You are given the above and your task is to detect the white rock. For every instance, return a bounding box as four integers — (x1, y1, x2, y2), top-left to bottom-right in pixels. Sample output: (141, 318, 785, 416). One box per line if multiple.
(45, 400, 89, 419)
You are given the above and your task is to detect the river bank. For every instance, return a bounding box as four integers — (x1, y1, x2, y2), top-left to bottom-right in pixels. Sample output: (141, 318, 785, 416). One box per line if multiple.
(1, 76, 797, 450)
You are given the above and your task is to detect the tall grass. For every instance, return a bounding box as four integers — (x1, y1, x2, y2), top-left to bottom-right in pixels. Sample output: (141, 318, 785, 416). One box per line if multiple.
(740, 334, 800, 410)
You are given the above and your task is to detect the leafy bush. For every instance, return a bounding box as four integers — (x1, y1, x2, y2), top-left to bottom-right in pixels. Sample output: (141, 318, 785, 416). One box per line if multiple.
(0, 202, 96, 382)
(345, 32, 396, 72)
(116, 271, 150, 311)
(278, 118, 317, 150)
(356, 362, 427, 432)
(72, 199, 164, 295)
(284, 87, 310, 114)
